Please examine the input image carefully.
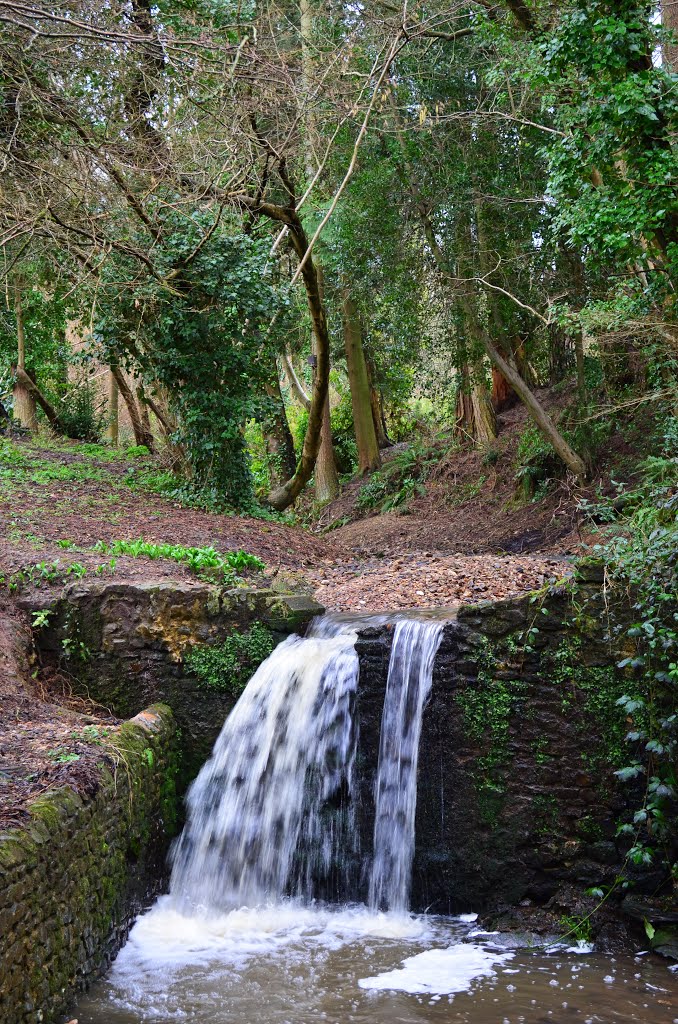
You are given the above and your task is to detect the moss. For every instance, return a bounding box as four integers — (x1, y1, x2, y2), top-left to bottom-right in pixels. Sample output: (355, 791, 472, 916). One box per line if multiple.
(533, 793, 560, 838)
(454, 635, 529, 780)
(547, 635, 630, 778)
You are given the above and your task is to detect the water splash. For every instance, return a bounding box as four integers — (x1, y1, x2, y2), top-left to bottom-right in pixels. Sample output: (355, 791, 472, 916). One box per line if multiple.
(369, 618, 444, 913)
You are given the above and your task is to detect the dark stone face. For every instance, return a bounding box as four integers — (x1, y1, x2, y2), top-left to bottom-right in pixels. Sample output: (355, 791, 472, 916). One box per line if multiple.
(352, 584, 664, 917)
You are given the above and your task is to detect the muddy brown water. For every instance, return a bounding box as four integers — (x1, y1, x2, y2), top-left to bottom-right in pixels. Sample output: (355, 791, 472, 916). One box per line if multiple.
(74, 901, 678, 1023)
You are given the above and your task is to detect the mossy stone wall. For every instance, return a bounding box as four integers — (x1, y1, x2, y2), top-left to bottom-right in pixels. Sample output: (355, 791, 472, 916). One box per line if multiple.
(0, 704, 178, 1024)
(23, 581, 323, 785)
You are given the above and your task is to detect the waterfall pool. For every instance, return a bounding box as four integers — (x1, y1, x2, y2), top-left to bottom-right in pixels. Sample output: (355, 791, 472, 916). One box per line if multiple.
(75, 612, 678, 1022)
(75, 900, 678, 1022)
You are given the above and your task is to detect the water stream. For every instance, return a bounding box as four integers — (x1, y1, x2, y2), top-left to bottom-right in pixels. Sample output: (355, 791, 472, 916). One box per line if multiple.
(75, 612, 678, 1023)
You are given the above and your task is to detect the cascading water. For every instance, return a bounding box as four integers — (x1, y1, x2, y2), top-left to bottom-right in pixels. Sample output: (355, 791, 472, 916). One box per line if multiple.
(75, 609, 675, 1024)
(171, 611, 443, 915)
(170, 616, 362, 912)
(368, 618, 444, 913)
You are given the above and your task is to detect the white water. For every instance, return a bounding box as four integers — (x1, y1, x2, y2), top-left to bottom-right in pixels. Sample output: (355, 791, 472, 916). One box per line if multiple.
(369, 618, 444, 912)
(170, 616, 361, 912)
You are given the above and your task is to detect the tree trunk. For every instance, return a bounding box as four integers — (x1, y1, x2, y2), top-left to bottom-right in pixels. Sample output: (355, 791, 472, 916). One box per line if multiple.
(548, 323, 575, 385)
(312, 267, 339, 502)
(12, 284, 37, 429)
(663, 0, 678, 72)
(111, 366, 154, 450)
(314, 385, 339, 502)
(263, 373, 297, 488)
(342, 288, 380, 473)
(365, 356, 392, 449)
(416, 207, 585, 479)
(279, 0, 338, 506)
(455, 364, 498, 444)
(491, 367, 514, 410)
(14, 367, 63, 431)
(266, 227, 332, 510)
(137, 384, 154, 451)
(282, 351, 311, 410)
(107, 370, 119, 446)
(463, 305, 587, 480)
(575, 330, 586, 399)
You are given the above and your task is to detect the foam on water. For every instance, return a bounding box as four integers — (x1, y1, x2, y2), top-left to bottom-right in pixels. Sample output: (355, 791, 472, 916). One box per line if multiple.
(112, 897, 439, 974)
(359, 943, 515, 995)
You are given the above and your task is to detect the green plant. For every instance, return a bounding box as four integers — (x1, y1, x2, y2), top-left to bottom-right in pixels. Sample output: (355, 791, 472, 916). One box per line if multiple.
(61, 636, 91, 662)
(356, 443, 433, 513)
(185, 621, 275, 696)
(579, 439, 678, 874)
(514, 424, 560, 501)
(56, 375, 107, 442)
(93, 538, 264, 583)
(31, 608, 52, 629)
(47, 749, 80, 764)
(559, 914, 593, 945)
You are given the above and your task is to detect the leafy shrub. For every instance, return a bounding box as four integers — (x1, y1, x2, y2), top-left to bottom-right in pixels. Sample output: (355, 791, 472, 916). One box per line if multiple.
(357, 443, 431, 513)
(514, 424, 561, 500)
(580, 442, 678, 872)
(56, 377, 106, 443)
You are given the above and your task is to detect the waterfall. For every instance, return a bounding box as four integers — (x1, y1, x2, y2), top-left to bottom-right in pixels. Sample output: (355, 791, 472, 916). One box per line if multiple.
(368, 618, 444, 913)
(170, 612, 445, 917)
(170, 616, 360, 913)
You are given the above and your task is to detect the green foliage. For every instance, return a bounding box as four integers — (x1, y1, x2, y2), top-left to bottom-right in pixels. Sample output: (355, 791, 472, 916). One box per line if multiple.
(47, 749, 80, 764)
(535, 1, 678, 297)
(330, 393, 359, 475)
(454, 635, 528, 786)
(55, 376, 106, 442)
(185, 622, 275, 696)
(93, 538, 264, 583)
(0, 558, 115, 592)
(31, 608, 52, 629)
(96, 219, 291, 508)
(515, 424, 560, 501)
(0, 276, 70, 409)
(580, 428, 678, 871)
(356, 443, 433, 513)
(559, 914, 593, 945)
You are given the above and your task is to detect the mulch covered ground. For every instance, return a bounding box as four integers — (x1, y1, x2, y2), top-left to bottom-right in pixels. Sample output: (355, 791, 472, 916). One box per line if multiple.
(306, 550, 571, 613)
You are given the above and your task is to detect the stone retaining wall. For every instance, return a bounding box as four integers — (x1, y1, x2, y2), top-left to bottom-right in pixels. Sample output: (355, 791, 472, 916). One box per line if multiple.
(24, 582, 322, 785)
(355, 562, 659, 917)
(0, 704, 178, 1024)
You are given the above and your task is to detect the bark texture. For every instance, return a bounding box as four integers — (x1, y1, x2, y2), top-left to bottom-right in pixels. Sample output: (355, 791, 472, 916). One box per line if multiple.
(263, 376, 298, 488)
(342, 289, 381, 473)
(12, 285, 37, 430)
(111, 367, 154, 451)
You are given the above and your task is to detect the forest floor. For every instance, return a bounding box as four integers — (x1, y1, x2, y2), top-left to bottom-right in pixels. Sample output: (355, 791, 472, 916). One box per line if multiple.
(0, 397, 588, 612)
(1, 387, 643, 825)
